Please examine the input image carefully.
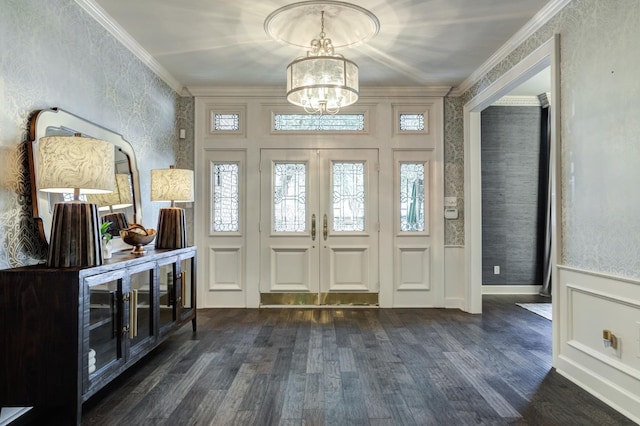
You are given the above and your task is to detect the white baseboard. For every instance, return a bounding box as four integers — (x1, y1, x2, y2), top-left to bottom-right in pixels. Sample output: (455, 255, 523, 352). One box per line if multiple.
(556, 356, 640, 424)
(445, 297, 465, 310)
(482, 285, 542, 295)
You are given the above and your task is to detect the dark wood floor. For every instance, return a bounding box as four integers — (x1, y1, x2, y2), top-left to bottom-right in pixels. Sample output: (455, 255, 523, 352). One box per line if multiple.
(78, 296, 633, 425)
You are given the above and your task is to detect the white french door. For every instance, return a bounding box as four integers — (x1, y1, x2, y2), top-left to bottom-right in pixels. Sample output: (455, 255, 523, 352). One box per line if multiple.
(259, 149, 379, 305)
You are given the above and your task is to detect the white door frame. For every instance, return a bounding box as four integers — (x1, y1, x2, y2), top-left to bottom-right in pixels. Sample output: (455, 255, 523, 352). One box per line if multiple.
(463, 34, 561, 362)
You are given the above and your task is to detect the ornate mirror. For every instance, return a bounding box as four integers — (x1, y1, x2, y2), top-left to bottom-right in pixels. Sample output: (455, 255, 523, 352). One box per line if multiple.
(28, 108, 142, 245)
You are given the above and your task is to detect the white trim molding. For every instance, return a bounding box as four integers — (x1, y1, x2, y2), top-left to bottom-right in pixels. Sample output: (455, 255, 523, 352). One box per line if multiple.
(482, 285, 542, 295)
(451, 0, 571, 96)
(188, 86, 452, 99)
(491, 96, 541, 107)
(74, 0, 184, 94)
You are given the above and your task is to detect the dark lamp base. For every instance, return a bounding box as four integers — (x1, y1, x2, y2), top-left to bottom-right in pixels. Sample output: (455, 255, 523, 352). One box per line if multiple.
(155, 207, 187, 249)
(47, 202, 102, 267)
(102, 212, 129, 237)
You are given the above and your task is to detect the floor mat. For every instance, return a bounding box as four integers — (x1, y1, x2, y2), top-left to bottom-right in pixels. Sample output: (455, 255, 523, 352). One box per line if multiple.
(516, 303, 552, 320)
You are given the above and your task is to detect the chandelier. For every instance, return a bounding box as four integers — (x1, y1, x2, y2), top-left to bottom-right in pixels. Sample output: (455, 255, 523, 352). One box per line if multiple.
(285, 10, 359, 114)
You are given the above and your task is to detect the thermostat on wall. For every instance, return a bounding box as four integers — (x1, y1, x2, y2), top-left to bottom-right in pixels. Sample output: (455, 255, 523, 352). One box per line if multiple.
(444, 208, 458, 220)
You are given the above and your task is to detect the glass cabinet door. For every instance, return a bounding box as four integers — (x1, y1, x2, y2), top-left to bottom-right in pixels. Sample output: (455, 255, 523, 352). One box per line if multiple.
(158, 260, 176, 334)
(85, 273, 125, 385)
(128, 266, 155, 354)
(179, 255, 195, 322)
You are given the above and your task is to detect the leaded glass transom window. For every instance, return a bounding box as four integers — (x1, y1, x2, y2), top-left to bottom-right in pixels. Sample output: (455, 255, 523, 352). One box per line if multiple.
(211, 163, 239, 232)
(273, 163, 306, 232)
(274, 114, 365, 131)
(213, 113, 240, 131)
(399, 113, 425, 131)
(333, 162, 365, 232)
(400, 163, 425, 232)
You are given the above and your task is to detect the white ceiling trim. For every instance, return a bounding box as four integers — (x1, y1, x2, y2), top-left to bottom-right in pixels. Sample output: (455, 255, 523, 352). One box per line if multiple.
(492, 96, 541, 107)
(74, 0, 184, 94)
(187, 86, 452, 98)
(450, 0, 571, 97)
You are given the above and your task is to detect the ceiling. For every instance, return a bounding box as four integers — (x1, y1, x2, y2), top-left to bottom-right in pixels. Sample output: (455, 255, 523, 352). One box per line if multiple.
(91, 0, 552, 92)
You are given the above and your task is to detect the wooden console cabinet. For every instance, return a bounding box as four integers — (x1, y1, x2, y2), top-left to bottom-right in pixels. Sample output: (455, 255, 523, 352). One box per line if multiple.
(0, 246, 196, 425)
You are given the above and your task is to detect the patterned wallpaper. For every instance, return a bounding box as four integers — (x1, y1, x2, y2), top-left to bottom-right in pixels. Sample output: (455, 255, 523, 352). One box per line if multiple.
(447, 0, 640, 279)
(0, 0, 184, 269)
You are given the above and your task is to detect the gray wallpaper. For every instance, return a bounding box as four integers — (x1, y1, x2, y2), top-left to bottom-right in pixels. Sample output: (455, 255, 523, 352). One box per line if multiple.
(481, 106, 542, 285)
(0, 0, 184, 269)
(448, 0, 640, 280)
(443, 96, 465, 246)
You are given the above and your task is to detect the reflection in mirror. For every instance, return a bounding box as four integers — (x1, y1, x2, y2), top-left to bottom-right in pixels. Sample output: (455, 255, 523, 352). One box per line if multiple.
(28, 108, 141, 245)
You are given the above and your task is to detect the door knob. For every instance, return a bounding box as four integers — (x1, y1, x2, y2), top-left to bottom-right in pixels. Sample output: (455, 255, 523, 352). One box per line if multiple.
(323, 214, 328, 241)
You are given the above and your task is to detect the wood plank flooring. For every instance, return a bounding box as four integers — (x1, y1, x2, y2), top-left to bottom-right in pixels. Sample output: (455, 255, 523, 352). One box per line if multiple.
(77, 296, 633, 425)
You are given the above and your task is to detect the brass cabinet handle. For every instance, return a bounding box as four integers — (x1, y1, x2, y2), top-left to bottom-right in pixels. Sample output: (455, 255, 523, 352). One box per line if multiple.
(132, 289, 138, 338)
(181, 272, 186, 308)
(323, 214, 328, 241)
(311, 214, 316, 241)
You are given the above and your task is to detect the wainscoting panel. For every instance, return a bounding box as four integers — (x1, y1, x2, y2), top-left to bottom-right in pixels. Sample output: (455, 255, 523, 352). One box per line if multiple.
(557, 266, 640, 423)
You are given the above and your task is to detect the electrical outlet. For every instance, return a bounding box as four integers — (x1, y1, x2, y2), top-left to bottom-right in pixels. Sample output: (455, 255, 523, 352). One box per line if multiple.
(493, 265, 500, 274)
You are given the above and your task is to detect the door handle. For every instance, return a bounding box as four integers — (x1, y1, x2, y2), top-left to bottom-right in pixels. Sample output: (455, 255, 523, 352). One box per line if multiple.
(311, 214, 316, 241)
(323, 214, 328, 241)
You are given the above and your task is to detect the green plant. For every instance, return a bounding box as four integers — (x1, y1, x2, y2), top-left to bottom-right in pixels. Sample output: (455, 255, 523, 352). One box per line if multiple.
(100, 221, 113, 242)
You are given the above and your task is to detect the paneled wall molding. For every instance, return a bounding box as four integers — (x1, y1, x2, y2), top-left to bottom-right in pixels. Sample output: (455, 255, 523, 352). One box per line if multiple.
(188, 85, 452, 98)
(558, 267, 640, 422)
(74, 0, 184, 94)
(450, 0, 571, 96)
(491, 96, 541, 106)
(558, 264, 640, 287)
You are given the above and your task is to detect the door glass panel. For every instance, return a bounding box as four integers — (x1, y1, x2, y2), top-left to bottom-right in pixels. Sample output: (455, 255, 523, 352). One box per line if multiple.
(212, 163, 239, 232)
(332, 162, 365, 231)
(88, 280, 120, 375)
(129, 269, 152, 347)
(159, 263, 175, 329)
(400, 163, 425, 232)
(273, 163, 306, 232)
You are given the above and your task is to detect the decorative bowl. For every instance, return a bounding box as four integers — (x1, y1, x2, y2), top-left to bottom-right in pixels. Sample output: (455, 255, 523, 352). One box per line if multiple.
(120, 224, 156, 255)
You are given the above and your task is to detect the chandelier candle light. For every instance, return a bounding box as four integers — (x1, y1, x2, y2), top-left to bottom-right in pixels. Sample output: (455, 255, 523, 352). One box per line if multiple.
(286, 9, 359, 114)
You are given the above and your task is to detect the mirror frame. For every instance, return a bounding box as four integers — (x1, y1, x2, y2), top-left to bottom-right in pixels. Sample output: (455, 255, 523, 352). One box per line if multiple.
(28, 108, 142, 245)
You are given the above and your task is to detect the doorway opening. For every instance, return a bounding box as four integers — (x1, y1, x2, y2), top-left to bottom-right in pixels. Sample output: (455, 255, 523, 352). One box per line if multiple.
(464, 35, 560, 362)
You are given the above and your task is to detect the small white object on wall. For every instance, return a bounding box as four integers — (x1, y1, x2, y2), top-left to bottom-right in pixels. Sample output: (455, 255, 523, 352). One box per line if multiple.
(444, 208, 458, 220)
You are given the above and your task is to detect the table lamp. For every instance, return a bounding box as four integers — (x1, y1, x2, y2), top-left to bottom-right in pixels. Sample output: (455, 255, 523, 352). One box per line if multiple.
(38, 135, 114, 267)
(87, 173, 133, 236)
(151, 165, 194, 249)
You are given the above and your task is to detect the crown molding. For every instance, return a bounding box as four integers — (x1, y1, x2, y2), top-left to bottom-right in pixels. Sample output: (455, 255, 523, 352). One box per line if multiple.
(450, 0, 571, 97)
(74, 0, 184, 95)
(491, 96, 541, 107)
(187, 85, 452, 98)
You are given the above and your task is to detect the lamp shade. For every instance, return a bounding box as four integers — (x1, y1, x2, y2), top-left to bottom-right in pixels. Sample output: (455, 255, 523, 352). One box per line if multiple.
(38, 136, 114, 194)
(151, 167, 194, 202)
(87, 173, 133, 210)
